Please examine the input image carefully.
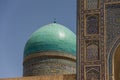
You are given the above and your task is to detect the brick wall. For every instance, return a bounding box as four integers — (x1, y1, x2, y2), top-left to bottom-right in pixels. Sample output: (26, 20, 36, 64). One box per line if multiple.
(0, 74, 76, 80)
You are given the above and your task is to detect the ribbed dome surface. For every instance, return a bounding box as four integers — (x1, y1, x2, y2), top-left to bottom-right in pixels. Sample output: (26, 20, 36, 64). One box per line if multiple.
(24, 23, 76, 57)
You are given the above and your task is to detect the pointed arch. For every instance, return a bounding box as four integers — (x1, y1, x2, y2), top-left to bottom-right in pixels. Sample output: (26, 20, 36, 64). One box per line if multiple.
(108, 37, 120, 80)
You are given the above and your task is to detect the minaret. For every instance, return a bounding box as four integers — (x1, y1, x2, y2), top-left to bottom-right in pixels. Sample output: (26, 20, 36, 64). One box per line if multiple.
(77, 0, 107, 80)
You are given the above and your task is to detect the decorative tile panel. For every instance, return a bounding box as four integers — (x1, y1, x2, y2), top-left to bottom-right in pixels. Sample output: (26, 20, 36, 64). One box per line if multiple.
(105, 4, 120, 79)
(86, 0, 99, 10)
(86, 15, 99, 34)
(77, 0, 107, 80)
(86, 40, 99, 61)
(105, 4, 120, 54)
(86, 66, 100, 80)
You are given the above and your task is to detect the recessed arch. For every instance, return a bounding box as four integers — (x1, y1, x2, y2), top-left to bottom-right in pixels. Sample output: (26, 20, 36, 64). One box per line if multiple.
(86, 68, 100, 80)
(108, 37, 120, 80)
(113, 44, 120, 80)
(86, 44, 99, 61)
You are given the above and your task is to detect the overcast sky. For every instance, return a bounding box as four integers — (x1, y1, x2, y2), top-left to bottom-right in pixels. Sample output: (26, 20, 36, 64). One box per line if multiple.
(0, 0, 76, 78)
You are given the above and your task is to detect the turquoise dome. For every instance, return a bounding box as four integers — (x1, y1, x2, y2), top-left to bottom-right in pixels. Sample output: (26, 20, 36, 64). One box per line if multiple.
(24, 23, 76, 57)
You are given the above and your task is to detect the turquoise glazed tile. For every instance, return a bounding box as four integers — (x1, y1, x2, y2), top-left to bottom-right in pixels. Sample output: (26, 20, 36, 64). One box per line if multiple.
(24, 23, 76, 57)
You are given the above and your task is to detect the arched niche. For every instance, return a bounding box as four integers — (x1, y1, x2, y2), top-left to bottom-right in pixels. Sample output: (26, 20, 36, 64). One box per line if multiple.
(86, 44, 99, 61)
(86, 68, 100, 80)
(113, 44, 120, 80)
(108, 37, 120, 80)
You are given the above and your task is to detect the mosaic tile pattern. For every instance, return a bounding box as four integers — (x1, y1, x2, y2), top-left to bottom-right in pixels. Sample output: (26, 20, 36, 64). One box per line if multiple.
(106, 4, 120, 79)
(86, 15, 99, 34)
(86, 40, 99, 61)
(86, 0, 99, 10)
(86, 66, 100, 80)
(106, 4, 120, 53)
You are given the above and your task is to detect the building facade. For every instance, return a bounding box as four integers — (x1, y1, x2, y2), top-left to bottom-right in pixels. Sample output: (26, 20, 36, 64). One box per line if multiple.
(1, 0, 120, 80)
(77, 0, 120, 80)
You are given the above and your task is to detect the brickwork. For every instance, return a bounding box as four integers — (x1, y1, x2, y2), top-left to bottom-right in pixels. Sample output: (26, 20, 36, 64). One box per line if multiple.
(23, 52, 76, 76)
(0, 74, 76, 80)
(77, 0, 107, 79)
(77, 0, 120, 80)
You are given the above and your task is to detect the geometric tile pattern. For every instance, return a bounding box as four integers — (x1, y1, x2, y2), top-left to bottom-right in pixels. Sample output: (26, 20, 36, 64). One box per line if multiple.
(106, 4, 120, 54)
(86, 15, 99, 34)
(86, 0, 99, 10)
(86, 66, 100, 80)
(105, 3, 120, 80)
(86, 40, 99, 61)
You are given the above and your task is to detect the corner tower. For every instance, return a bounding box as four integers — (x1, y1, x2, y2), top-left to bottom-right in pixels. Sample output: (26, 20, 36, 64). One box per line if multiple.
(23, 23, 76, 76)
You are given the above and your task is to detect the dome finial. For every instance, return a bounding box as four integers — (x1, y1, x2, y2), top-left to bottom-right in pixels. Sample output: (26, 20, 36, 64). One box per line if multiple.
(53, 18, 56, 23)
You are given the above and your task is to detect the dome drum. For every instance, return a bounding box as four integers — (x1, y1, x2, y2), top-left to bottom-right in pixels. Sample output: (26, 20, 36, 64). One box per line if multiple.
(23, 51, 76, 76)
(23, 51, 76, 63)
